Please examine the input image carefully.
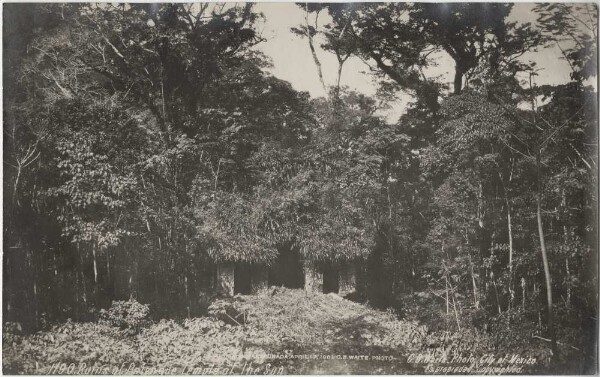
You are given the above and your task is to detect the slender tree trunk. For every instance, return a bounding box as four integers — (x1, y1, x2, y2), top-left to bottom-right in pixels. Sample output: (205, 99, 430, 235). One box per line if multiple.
(477, 181, 484, 229)
(469, 254, 479, 309)
(477, 180, 490, 299)
(536, 151, 558, 358)
(387, 176, 396, 296)
(92, 244, 99, 306)
(334, 54, 347, 99)
(447, 274, 462, 330)
(305, 8, 327, 94)
(562, 191, 571, 307)
(129, 273, 133, 298)
(522, 277, 526, 311)
(335, 63, 344, 98)
(507, 201, 515, 310)
(12, 166, 21, 205)
(445, 273, 450, 315)
(453, 65, 464, 95)
(507, 204, 514, 274)
(92, 244, 98, 284)
(493, 274, 502, 314)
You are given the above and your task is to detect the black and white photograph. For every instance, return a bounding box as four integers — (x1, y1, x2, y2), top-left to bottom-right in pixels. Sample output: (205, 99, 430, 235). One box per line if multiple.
(2, 2, 598, 375)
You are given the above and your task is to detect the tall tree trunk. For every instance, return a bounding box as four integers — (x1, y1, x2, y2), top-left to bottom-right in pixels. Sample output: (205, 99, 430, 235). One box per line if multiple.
(445, 275, 450, 315)
(12, 166, 22, 206)
(92, 244, 99, 307)
(507, 201, 515, 310)
(536, 152, 557, 358)
(492, 274, 502, 314)
(446, 274, 462, 330)
(305, 8, 327, 94)
(92, 244, 98, 284)
(453, 65, 464, 95)
(562, 191, 571, 307)
(387, 175, 396, 296)
(469, 254, 479, 309)
(334, 62, 344, 99)
(497, 163, 516, 310)
(477, 180, 491, 299)
(521, 277, 526, 311)
(333, 53, 348, 100)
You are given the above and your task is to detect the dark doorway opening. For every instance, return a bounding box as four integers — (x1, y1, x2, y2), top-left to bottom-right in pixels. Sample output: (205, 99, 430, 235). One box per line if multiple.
(322, 262, 339, 294)
(268, 243, 304, 289)
(234, 264, 251, 295)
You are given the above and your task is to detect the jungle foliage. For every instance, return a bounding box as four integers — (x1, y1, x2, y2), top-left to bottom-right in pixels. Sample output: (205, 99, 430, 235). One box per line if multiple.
(3, 2, 598, 369)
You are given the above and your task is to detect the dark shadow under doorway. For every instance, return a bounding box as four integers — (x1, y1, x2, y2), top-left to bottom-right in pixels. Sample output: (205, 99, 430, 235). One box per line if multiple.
(322, 262, 339, 294)
(268, 244, 304, 289)
(234, 263, 251, 295)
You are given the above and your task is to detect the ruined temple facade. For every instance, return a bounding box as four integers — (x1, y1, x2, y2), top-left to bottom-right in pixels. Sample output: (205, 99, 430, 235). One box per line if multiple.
(216, 262, 268, 296)
(216, 259, 358, 296)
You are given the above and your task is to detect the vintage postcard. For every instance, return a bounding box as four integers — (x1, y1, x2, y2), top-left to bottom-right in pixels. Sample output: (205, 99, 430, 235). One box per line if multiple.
(3, 2, 598, 375)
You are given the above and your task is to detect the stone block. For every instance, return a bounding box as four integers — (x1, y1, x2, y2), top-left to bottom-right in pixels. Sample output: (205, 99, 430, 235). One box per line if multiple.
(304, 261, 323, 294)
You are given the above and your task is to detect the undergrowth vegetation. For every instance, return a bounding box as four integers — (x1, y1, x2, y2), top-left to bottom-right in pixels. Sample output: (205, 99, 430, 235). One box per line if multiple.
(3, 291, 582, 375)
(98, 300, 151, 334)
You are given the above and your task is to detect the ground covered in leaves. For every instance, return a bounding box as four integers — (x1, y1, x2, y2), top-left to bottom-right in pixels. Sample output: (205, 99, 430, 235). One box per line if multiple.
(3, 289, 566, 375)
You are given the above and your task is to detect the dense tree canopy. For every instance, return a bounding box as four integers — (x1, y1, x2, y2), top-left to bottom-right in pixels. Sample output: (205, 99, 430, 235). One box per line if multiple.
(3, 3, 598, 369)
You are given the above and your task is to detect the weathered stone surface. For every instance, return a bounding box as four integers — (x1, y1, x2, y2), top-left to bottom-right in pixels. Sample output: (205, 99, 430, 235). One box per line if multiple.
(216, 262, 234, 296)
(304, 261, 323, 294)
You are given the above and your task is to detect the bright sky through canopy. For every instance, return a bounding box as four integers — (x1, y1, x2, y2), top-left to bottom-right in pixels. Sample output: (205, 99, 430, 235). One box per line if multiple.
(253, 3, 579, 121)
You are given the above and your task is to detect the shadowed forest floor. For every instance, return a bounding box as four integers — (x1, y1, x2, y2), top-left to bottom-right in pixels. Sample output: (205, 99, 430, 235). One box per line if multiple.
(2, 289, 572, 375)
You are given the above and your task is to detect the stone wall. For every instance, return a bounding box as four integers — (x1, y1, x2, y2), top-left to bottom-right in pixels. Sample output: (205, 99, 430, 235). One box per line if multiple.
(304, 261, 323, 294)
(218, 260, 358, 296)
